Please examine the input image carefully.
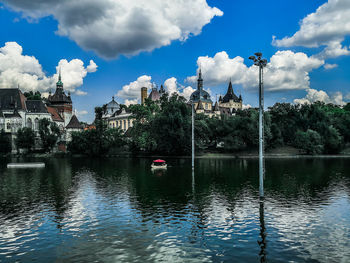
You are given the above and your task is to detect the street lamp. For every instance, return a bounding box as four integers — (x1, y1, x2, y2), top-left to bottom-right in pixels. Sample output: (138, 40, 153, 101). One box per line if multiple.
(249, 52, 267, 198)
(191, 100, 195, 170)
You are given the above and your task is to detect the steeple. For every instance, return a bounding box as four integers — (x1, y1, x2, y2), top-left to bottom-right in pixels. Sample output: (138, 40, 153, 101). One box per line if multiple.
(56, 68, 63, 88)
(197, 68, 203, 90)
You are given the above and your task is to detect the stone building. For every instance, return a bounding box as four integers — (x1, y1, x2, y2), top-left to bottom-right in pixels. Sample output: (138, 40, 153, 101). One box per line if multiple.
(108, 107, 134, 132)
(189, 70, 243, 117)
(0, 72, 83, 152)
(218, 81, 242, 111)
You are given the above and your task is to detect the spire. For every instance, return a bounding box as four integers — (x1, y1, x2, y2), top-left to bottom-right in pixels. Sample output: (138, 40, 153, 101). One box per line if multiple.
(197, 68, 203, 90)
(56, 67, 63, 88)
(214, 101, 219, 112)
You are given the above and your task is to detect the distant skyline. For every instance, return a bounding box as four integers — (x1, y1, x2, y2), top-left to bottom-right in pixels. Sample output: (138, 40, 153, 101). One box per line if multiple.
(1, 0, 349, 122)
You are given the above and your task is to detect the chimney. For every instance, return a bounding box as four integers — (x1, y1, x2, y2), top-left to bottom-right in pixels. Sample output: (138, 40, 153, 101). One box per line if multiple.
(141, 87, 147, 105)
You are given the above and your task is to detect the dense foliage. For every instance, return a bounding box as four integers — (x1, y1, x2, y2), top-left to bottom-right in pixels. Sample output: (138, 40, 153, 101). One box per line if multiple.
(0, 129, 11, 154)
(129, 97, 350, 155)
(39, 118, 61, 153)
(24, 91, 42, 100)
(16, 127, 35, 152)
(68, 95, 350, 156)
(67, 107, 125, 156)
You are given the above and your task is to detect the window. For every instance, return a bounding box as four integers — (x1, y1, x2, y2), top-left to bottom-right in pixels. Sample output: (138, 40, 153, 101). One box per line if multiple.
(205, 103, 208, 110)
(34, 118, 39, 131)
(27, 118, 32, 129)
(123, 120, 126, 130)
(7, 123, 11, 130)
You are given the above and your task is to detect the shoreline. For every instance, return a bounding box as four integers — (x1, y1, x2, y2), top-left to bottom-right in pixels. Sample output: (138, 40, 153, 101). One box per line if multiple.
(2, 153, 350, 159)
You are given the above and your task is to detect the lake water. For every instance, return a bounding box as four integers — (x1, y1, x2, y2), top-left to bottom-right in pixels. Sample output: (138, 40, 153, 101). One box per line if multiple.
(0, 157, 349, 263)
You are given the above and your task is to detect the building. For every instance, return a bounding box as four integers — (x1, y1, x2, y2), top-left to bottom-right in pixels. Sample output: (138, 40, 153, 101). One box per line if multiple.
(108, 107, 134, 132)
(218, 81, 243, 111)
(189, 70, 243, 117)
(47, 71, 73, 129)
(103, 96, 120, 120)
(0, 72, 83, 152)
(190, 69, 213, 113)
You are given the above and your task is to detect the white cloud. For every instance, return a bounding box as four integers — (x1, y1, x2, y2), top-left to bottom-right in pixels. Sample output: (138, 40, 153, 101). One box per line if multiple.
(294, 89, 346, 106)
(2, 0, 223, 59)
(124, 99, 138, 106)
(345, 93, 350, 101)
(273, 0, 350, 59)
(117, 75, 155, 101)
(242, 104, 251, 109)
(186, 50, 324, 91)
(75, 90, 88, 96)
(0, 42, 96, 94)
(76, 110, 88, 117)
(163, 77, 195, 100)
(324, 63, 338, 70)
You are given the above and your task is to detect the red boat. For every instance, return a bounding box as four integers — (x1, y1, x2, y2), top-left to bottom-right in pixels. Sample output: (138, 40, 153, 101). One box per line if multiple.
(151, 159, 167, 169)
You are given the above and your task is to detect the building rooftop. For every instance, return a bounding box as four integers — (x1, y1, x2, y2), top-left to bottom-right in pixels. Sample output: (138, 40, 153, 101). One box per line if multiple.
(66, 115, 83, 129)
(26, 100, 48, 113)
(222, 81, 241, 103)
(0, 89, 26, 111)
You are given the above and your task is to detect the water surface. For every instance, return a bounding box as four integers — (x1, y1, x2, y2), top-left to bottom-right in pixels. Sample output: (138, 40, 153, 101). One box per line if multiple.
(0, 157, 349, 262)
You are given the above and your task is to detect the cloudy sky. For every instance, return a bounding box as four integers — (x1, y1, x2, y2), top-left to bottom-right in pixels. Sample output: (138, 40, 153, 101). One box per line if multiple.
(1, 0, 350, 122)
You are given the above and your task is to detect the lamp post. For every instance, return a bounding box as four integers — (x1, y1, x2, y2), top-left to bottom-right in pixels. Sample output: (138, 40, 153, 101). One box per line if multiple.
(249, 52, 267, 198)
(191, 101, 195, 170)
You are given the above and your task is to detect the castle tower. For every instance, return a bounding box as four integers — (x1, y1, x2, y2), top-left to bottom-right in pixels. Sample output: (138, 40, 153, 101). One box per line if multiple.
(141, 87, 147, 105)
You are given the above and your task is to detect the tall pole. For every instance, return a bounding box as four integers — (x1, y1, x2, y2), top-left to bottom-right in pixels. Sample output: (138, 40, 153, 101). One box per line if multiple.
(249, 53, 267, 198)
(192, 102, 195, 170)
(259, 65, 264, 198)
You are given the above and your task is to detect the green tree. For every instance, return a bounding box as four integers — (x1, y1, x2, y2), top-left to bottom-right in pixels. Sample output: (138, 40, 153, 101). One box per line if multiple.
(24, 91, 42, 100)
(39, 118, 61, 152)
(0, 129, 11, 154)
(294, 129, 324, 155)
(323, 125, 343, 154)
(16, 127, 35, 152)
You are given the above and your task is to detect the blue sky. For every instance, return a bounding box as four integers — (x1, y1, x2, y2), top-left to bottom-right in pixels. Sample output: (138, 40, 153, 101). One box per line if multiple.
(1, 0, 349, 122)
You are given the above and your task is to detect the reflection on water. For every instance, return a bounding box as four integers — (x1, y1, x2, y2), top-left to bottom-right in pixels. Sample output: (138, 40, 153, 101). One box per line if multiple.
(258, 199, 267, 263)
(0, 157, 349, 262)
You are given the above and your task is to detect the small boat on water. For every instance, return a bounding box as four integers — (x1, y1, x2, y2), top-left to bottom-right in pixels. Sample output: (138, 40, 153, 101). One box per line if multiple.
(7, 162, 45, 169)
(151, 159, 167, 170)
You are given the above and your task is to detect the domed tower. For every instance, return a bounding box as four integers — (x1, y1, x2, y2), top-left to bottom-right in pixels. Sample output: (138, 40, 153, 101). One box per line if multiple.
(189, 69, 213, 113)
(47, 70, 72, 127)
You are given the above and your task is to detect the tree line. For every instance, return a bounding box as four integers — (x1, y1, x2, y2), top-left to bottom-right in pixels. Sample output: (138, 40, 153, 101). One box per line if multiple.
(1, 94, 349, 156)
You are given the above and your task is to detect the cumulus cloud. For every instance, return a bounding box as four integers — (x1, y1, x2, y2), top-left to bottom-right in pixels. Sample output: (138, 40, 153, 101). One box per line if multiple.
(163, 77, 195, 100)
(186, 50, 324, 91)
(273, 0, 350, 59)
(2, 0, 223, 59)
(242, 104, 251, 109)
(76, 110, 88, 117)
(117, 75, 155, 100)
(0, 42, 96, 94)
(324, 63, 338, 70)
(294, 89, 346, 105)
(124, 99, 138, 106)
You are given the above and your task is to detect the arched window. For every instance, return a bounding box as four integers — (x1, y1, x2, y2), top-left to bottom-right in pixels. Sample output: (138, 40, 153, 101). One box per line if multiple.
(123, 120, 126, 130)
(6, 123, 11, 130)
(27, 118, 32, 129)
(34, 118, 39, 131)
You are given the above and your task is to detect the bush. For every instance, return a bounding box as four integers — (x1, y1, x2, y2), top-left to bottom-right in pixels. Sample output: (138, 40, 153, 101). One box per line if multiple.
(16, 127, 35, 152)
(0, 129, 11, 154)
(294, 129, 324, 155)
(39, 118, 61, 152)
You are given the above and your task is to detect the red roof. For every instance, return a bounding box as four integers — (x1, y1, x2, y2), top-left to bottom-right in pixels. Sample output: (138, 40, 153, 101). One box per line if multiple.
(153, 159, 166, 163)
(47, 106, 64, 122)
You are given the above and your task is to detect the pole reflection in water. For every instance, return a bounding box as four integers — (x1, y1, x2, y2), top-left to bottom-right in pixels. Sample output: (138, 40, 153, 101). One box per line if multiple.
(192, 169, 195, 195)
(258, 198, 267, 263)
